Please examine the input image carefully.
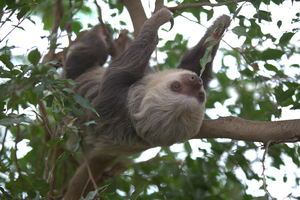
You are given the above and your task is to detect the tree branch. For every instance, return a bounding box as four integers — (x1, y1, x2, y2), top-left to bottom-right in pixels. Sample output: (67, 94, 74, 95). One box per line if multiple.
(0, 127, 8, 157)
(64, 155, 117, 199)
(195, 116, 300, 144)
(168, 0, 247, 12)
(261, 140, 276, 200)
(42, 0, 64, 63)
(123, 0, 147, 38)
(154, 0, 164, 13)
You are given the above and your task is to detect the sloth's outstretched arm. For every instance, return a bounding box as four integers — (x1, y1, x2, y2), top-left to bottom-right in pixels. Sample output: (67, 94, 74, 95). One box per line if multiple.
(93, 8, 173, 113)
(177, 15, 230, 90)
(101, 8, 173, 88)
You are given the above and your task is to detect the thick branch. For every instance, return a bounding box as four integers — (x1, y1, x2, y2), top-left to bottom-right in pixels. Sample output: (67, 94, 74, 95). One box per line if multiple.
(64, 155, 117, 200)
(123, 0, 147, 38)
(154, 0, 164, 13)
(195, 116, 300, 144)
(168, 0, 246, 12)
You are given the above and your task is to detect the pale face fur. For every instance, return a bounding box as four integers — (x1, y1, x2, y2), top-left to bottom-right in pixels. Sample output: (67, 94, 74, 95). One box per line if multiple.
(129, 69, 206, 146)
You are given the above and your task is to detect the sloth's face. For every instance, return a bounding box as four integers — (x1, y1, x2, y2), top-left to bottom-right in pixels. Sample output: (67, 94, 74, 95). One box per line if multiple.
(147, 69, 206, 104)
(132, 69, 206, 146)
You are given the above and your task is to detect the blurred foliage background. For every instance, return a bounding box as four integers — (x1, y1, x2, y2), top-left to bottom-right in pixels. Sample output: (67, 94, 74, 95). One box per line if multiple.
(0, 0, 300, 199)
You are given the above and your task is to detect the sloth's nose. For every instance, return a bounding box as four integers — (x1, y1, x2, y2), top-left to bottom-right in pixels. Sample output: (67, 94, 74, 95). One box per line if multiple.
(181, 74, 205, 102)
(184, 74, 203, 89)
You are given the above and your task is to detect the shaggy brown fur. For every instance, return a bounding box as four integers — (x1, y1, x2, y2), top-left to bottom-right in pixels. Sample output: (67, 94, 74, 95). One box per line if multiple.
(64, 8, 230, 199)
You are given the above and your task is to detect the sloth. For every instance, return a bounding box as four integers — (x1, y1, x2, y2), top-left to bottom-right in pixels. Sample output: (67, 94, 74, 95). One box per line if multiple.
(63, 8, 230, 199)
(65, 8, 230, 157)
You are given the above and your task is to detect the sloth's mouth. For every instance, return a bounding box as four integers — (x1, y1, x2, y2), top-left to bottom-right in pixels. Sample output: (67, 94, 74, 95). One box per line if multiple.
(198, 92, 205, 103)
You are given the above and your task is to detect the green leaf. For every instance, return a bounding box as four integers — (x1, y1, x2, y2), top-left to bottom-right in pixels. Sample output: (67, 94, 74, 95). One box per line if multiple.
(84, 186, 108, 200)
(184, 141, 192, 154)
(283, 175, 287, 183)
(0, 54, 14, 69)
(82, 120, 97, 126)
(70, 104, 84, 115)
(0, 187, 15, 200)
(0, 84, 9, 98)
(279, 32, 295, 45)
(28, 48, 41, 66)
(0, 114, 30, 126)
(199, 40, 218, 76)
(27, 189, 38, 199)
(0, 46, 15, 52)
(120, 20, 127, 25)
(57, 78, 78, 85)
(33, 84, 44, 98)
(233, 6, 242, 19)
(71, 137, 81, 152)
(253, 10, 272, 22)
(73, 94, 99, 116)
(54, 152, 72, 166)
(84, 188, 101, 200)
(277, 20, 282, 28)
(45, 137, 61, 149)
(264, 63, 278, 72)
(261, 49, 284, 60)
(6, 3, 27, 10)
(17, 5, 30, 20)
(32, 179, 50, 197)
(62, 88, 75, 94)
(291, 64, 300, 68)
(72, 21, 83, 35)
(44, 94, 54, 107)
(131, 182, 148, 200)
(232, 26, 249, 37)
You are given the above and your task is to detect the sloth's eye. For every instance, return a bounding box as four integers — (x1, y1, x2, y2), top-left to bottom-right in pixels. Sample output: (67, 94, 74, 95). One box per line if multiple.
(172, 83, 181, 91)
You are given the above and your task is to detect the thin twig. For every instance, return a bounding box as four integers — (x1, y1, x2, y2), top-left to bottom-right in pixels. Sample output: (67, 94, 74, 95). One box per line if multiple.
(43, 147, 52, 180)
(261, 140, 276, 200)
(66, 0, 73, 44)
(0, 8, 34, 44)
(14, 125, 25, 185)
(94, 0, 110, 37)
(0, 127, 9, 157)
(81, 177, 91, 198)
(48, 143, 60, 200)
(0, 0, 24, 29)
(81, 145, 99, 196)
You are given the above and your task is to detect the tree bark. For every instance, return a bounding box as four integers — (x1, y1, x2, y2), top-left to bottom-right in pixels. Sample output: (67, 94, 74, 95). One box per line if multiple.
(64, 155, 117, 200)
(195, 116, 300, 144)
(123, 0, 147, 38)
